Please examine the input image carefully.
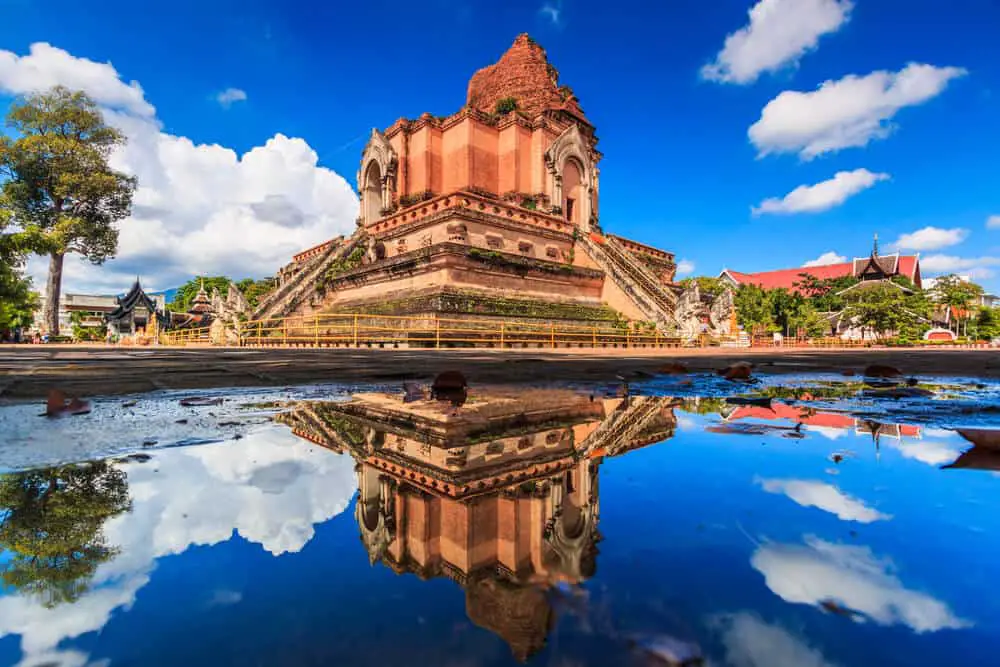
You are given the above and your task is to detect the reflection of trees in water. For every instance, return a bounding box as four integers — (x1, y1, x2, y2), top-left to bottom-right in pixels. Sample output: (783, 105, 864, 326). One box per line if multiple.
(0, 461, 131, 608)
(679, 397, 728, 415)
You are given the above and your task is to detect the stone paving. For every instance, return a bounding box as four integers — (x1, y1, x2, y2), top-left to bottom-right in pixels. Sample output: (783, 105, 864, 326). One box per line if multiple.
(1, 344, 998, 400)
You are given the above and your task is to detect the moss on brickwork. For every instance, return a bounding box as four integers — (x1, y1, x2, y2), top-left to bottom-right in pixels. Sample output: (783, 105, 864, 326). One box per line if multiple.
(329, 290, 622, 322)
(466, 248, 574, 276)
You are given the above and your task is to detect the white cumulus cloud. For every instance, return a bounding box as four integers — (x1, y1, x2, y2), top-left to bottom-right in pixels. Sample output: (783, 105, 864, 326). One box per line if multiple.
(676, 259, 696, 277)
(803, 251, 847, 268)
(749, 63, 967, 159)
(713, 612, 838, 667)
(891, 226, 968, 251)
(986, 215, 1000, 229)
(0, 430, 357, 665)
(215, 87, 247, 108)
(753, 169, 888, 215)
(920, 254, 1000, 276)
(702, 0, 853, 85)
(758, 478, 891, 523)
(0, 43, 359, 294)
(752, 536, 969, 632)
(886, 439, 962, 467)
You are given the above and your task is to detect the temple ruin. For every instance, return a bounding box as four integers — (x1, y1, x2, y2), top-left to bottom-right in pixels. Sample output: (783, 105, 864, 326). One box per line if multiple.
(255, 35, 693, 335)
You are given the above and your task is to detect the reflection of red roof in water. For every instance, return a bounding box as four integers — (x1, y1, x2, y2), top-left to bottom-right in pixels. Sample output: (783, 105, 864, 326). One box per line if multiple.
(729, 404, 855, 429)
(728, 403, 921, 437)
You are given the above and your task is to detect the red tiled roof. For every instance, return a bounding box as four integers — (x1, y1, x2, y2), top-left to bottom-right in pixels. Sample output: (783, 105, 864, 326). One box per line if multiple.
(897, 256, 921, 286)
(724, 263, 854, 293)
(724, 255, 921, 293)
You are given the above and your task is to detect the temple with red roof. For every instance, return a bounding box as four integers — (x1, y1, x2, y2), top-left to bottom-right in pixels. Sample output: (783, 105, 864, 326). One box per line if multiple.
(719, 237, 921, 294)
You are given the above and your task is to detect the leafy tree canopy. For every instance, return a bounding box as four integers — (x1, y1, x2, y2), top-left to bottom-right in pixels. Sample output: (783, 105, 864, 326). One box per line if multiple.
(235, 277, 275, 309)
(792, 273, 859, 312)
(841, 282, 931, 339)
(0, 86, 136, 334)
(0, 461, 131, 608)
(678, 276, 728, 297)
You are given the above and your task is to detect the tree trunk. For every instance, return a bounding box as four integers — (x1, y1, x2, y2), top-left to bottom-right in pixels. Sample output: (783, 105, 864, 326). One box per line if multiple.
(44, 252, 65, 336)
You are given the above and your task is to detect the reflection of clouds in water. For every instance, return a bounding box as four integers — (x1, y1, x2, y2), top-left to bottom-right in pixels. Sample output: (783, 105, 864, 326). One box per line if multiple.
(675, 414, 699, 431)
(886, 440, 962, 467)
(16, 648, 98, 667)
(752, 537, 969, 632)
(0, 428, 356, 666)
(757, 478, 890, 523)
(805, 425, 847, 441)
(713, 611, 837, 667)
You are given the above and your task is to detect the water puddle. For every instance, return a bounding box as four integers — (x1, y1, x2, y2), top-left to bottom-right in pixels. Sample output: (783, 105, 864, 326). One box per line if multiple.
(1, 373, 999, 666)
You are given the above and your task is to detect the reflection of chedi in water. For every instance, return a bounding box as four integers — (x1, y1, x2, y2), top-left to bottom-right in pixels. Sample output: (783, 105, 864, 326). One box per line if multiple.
(279, 388, 677, 661)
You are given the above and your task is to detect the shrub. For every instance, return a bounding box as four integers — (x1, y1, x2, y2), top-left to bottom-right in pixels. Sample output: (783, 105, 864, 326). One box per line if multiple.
(495, 97, 518, 115)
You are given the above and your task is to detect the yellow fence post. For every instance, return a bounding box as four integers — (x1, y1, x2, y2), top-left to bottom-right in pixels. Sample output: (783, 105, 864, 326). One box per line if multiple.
(500, 321, 505, 349)
(550, 323, 555, 348)
(282, 318, 287, 347)
(592, 326, 597, 348)
(314, 314, 319, 347)
(352, 314, 359, 347)
(435, 315, 441, 349)
(655, 329, 660, 347)
(256, 320, 261, 347)
(626, 327, 631, 348)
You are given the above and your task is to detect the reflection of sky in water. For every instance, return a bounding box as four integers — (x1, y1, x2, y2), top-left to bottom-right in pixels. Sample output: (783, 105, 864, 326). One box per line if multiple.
(2, 386, 1000, 666)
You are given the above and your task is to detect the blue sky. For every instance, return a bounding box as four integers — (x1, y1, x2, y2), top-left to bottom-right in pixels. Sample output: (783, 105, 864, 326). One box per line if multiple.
(1, 0, 999, 292)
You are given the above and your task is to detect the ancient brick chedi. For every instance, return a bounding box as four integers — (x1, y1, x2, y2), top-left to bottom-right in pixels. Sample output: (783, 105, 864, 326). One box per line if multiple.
(257, 34, 684, 333)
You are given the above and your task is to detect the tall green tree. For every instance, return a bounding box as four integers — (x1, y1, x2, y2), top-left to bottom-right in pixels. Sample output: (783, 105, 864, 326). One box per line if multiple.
(0, 198, 40, 332)
(931, 274, 983, 335)
(0, 86, 136, 335)
(841, 283, 929, 339)
(0, 461, 131, 608)
(734, 284, 775, 334)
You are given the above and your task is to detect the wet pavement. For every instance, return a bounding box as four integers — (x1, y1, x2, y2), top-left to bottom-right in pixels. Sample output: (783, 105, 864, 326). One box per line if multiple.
(3, 345, 1000, 400)
(1, 371, 999, 666)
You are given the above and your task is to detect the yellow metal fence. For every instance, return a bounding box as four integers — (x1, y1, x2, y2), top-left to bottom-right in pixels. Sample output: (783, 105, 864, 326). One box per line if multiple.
(209, 313, 681, 349)
(162, 326, 212, 345)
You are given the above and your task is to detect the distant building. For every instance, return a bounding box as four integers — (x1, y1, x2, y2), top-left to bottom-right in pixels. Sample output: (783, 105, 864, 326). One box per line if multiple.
(34, 292, 120, 335)
(924, 275, 999, 309)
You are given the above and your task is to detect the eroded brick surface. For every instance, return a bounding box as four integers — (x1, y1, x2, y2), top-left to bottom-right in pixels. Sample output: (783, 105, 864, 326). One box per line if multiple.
(466, 34, 589, 123)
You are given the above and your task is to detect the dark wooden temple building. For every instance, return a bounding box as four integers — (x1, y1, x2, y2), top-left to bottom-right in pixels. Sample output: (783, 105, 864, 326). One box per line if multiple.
(105, 280, 170, 337)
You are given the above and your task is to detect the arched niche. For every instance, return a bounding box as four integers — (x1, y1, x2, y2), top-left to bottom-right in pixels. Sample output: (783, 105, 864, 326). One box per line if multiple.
(562, 158, 585, 225)
(545, 124, 597, 230)
(357, 129, 397, 226)
(363, 161, 383, 225)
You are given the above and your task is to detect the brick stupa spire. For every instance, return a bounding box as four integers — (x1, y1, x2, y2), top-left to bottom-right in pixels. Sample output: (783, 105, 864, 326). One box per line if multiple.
(466, 34, 590, 125)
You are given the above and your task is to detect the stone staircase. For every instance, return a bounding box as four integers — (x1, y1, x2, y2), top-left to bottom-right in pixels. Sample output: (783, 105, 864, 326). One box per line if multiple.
(579, 233, 677, 330)
(580, 396, 666, 457)
(252, 235, 362, 321)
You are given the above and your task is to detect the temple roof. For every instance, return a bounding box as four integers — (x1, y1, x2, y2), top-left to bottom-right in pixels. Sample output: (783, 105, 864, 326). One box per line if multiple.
(188, 281, 213, 315)
(106, 279, 165, 323)
(466, 34, 590, 125)
(722, 254, 921, 294)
